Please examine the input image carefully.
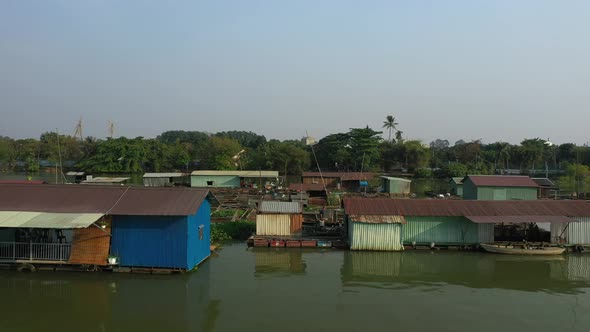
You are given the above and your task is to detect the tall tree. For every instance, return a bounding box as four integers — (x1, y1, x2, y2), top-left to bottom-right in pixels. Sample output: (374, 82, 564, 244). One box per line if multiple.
(382, 115, 398, 142)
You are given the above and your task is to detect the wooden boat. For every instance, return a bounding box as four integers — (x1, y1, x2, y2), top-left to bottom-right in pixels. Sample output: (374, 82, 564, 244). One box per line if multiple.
(480, 243, 565, 255)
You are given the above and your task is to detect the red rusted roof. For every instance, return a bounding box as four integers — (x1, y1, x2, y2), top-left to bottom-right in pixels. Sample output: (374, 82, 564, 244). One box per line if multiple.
(465, 175, 538, 188)
(465, 215, 574, 224)
(288, 183, 326, 192)
(0, 184, 208, 216)
(302, 172, 374, 181)
(0, 180, 46, 185)
(343, 198, 590, 217)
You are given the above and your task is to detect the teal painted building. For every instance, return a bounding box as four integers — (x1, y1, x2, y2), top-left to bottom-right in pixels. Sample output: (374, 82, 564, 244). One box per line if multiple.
(462, 175, 538, 200)
(191, 170, 278, 188)
(449, 177, 464, 196)
(402, 216, 493, 245)
(381, 176, 412, 195)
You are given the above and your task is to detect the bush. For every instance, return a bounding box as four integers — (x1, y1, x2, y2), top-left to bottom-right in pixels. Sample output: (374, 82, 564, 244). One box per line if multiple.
(212, 221, 255, 241)
(211, 226, 231, 243)
(413, 168, 433, 178)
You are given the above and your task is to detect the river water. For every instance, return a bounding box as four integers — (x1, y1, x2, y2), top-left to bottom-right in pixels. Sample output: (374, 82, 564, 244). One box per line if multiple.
(1, 243, 590, 332)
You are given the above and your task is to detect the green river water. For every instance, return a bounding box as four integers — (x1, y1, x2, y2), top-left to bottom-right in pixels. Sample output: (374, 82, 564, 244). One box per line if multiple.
(1, 243, 589, 332)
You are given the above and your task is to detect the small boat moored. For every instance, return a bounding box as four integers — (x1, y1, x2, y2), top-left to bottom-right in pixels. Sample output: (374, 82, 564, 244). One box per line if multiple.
(481, 243, 565, 256)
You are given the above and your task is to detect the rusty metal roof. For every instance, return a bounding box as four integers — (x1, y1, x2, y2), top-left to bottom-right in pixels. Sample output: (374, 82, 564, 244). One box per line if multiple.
(349, 215, 406, 224)
(0, 180, 46, 185)
(0, 184, 208, 216)
(531, 178, 556, 188)
(288, 183, 326, 192)
(465, 175, 538, 188)
(465, 215, 574, 224)
(302, 172, 374, 181)
(258, 201, 302, 214)
(343, 198, 590, 217)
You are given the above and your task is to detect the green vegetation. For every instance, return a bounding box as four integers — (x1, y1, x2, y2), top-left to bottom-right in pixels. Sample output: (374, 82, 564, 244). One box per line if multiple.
(1, 116, 589, 185)
(211, 221, 255, 241)
(210, 209, 245, 218)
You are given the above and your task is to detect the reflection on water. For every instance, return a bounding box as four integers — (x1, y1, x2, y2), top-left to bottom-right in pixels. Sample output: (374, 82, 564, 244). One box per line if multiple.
(253, 248, 307, 277)
(341, 251, 590, 294)
(1, 244, 590, 332)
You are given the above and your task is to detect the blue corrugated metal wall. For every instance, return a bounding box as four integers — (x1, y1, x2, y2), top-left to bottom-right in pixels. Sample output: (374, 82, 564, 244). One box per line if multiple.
(111, 215, 189, 269)
(186, 200, 211, 269)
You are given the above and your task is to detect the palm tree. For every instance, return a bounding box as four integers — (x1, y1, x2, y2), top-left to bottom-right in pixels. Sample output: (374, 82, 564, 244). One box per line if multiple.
(382, 115, 398, 142)
(395, 130, 403, 143)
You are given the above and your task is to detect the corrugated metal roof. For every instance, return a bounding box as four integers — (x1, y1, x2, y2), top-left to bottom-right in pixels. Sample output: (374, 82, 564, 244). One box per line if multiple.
(258, 201, 302, 214)
(466, 175, 538, 188)
(450, 177, 464, 184)
(531, 178, 556, 187)
(66, 171, 85, 176)
(0, 180, 46, 185)
(143, 173, 187, 178)
(0, 211, 103, 228)
(302, 172, 374, 181)
(288, 183, 326, 192)
(343, 198, 590, 217)
(191, 170, 278, 177)
(0, 184, 209, 216)
(349, 215, 406, 224)
(380, 176, 412, 183)
(465, 215, 574, 224)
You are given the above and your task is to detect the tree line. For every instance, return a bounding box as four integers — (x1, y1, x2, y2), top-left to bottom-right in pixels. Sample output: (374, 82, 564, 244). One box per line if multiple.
(1, 116, 589, 182)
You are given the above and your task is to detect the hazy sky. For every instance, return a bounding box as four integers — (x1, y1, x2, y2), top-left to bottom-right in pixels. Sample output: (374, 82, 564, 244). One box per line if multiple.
(1, 0, 589, 145)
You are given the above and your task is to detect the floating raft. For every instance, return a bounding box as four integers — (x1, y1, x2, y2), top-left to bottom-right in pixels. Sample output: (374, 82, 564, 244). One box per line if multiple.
(248, 236, 347, 249)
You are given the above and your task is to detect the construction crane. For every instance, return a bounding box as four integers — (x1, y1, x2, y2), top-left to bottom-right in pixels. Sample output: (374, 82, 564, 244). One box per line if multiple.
(73, 118, 83, 141)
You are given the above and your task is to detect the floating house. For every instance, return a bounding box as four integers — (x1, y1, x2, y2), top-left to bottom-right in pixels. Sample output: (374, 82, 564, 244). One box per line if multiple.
(462, 175, 538, 200)
(380, 176, 412, 196)
(0, 184, 210, 271)
(343, 198, 590, 251)
(191, 170, 278, 188)
(531, 178, 558, 199)
(449, 177, 464, 196)
(143, 172, 190, 187)
(81, 176, 130, 186)
(256, 201, 303, 236)
(288, 183, 326, 197)
(302, 172, 374, 191)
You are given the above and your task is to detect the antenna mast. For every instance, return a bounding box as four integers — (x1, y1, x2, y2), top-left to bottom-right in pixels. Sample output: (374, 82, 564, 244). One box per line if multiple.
(108, 120, 115, 138)
(74, 117, 83, 141)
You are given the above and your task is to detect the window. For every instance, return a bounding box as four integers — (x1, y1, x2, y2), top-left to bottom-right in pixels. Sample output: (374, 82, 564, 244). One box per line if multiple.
(198, 225, 204, 240)
(206, 181, 214, 186)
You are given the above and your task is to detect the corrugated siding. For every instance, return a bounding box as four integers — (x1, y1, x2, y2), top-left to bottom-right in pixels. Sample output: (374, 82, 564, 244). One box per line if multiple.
(477, 187, 537, 200)
(191, 175, 240, 188)
(143, 177, 170, 187)
(403, 216, 480, 244)
(111, 215, 189, 269)
(462, 179, 477, 200)
(349, 222, 403, 251)
(478, 223, 494, 243)
(290, 214, 303, 234)
(256, 214, 291, 236)
(259, 201, 302, 214)
(568, 217, 590, 245)
(186, 200, 211, 269)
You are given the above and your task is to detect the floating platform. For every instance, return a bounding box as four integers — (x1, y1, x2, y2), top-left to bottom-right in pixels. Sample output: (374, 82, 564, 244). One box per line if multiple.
(247, 236, 347, 249)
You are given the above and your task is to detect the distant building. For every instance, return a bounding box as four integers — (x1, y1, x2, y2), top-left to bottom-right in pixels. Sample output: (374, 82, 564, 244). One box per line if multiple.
(81, 176, 130, 186)
(380, 176, 412, 196)
(462, 175, 538, 200)
(0, 184, 210, 271)
(302, 172, 374, 191)
(531, 178, 558, 199)
(143, 173, 190, 187)
(191, 170, 278, 188)
(65, 171, 86, 184)
(449, 177, 464, 196)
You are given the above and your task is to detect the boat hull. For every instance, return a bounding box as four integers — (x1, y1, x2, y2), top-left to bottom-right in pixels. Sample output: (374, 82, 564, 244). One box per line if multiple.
(480, 243, 565, 255)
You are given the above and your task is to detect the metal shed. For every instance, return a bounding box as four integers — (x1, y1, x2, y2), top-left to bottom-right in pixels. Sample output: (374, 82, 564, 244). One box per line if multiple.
(143, 173, 189, 187)
(256, 201, 303, 236)
(191, 170, 278, 188)
(381, 176, 411, 195)
(462, 175, 538, 200)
